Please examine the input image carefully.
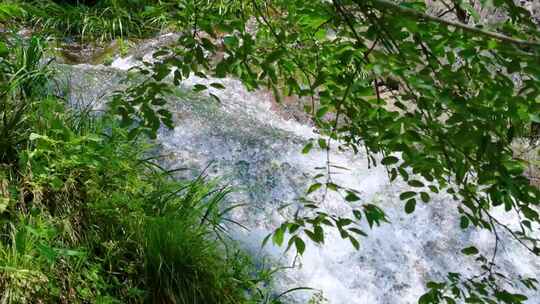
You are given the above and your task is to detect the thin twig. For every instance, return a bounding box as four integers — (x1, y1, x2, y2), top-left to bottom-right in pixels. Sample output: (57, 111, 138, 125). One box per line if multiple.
(364, 0, 540, 47)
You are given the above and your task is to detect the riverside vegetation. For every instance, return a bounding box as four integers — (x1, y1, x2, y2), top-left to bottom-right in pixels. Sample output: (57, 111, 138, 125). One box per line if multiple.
(0, 23, 289, 304)
(1, 0, 540, 303)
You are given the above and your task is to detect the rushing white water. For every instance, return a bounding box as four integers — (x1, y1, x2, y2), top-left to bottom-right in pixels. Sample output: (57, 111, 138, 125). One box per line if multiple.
(56, 52, 539, 303)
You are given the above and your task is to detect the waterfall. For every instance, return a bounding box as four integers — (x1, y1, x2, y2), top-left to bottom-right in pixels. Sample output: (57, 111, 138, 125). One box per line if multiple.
(54, 47, 539, 303)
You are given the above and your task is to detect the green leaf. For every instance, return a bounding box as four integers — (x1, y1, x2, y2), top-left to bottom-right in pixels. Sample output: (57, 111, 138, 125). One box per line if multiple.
(418, 292, 435, 304)
(272, 227, 285, 246)
(314, 225, 324, 244)
(261, 233, 272, 248)
(400, 191, 416, 200)
(295, 237, 306, 255)
(420, 192, 430, 203)
(318, 138, 327, 149)
(37, 243, 57, 262)
(210, 82, 225, 89)
(502, 160, 525, 175)
(153, 64, 171, 81)
(345, 191, 361, 202)
(265, 49, 285, 64)
(305, 230, 317, 243)
(408, 180, 424, 187)
(348, 227, 367, 237)
(223, 36, 238, 47)
(288, 223, 300, 234)
(349, 236, 360, 250)
(316, 106, 329, 118)
(209, 93, 221, 103)
(193, 84, 207, 92)
(307, 183, 322, 194)
(530, 113, 540, 123)
(286, 236, 296, 252)
(460, 216, 469, 229)
(299, 11, 330, 29)
(363, 204, 387, 228)
(381, 156, 399, 165)
(302, 142, 313, 154)
(461, 246, 479, 255)
(405, 199, 416, 214)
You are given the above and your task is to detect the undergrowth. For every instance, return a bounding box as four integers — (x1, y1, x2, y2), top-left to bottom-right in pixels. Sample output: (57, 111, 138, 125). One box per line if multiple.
(0, 36, 284, 303)
(6, 0, 180, 43)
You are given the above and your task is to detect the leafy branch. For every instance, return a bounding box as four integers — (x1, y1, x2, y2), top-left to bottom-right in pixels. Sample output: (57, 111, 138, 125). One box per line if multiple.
(365, 0, 540, 47)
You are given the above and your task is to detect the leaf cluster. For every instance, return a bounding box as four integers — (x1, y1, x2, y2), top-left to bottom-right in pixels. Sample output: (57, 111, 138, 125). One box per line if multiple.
(128, 0, 540, 302)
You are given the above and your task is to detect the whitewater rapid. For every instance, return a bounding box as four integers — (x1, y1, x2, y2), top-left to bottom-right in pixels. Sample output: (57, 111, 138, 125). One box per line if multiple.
(55, 50, 540, 303)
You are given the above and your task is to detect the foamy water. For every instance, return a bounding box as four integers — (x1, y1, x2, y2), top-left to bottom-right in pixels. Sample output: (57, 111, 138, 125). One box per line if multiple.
(57, 52, 540, 303)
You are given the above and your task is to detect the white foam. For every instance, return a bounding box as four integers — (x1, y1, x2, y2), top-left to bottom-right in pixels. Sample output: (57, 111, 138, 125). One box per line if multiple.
(70, 44, 540, 303)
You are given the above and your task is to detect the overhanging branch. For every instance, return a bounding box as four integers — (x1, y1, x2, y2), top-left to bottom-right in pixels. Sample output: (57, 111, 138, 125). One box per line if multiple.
(365, 0, 540, 48)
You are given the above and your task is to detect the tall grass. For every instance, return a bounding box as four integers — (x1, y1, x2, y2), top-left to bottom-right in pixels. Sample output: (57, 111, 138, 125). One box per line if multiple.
(17, 0, 179, 43)
(0, 223, 48, 303)
(0, 36, 51, 164)
(143, 213, 241, 303)
(0, 3, 26, 22)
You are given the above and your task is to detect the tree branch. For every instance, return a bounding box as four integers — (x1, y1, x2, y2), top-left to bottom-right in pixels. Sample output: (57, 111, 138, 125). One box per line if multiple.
(365, 0, 540, 48)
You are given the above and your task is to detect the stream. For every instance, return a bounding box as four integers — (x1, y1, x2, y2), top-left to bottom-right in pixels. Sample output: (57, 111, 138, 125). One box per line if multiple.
(54, 37, 540, 303)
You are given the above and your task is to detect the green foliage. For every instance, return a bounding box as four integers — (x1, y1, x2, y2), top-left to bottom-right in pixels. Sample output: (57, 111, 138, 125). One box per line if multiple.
(0, 223, 51, 303)
(0, 36, 51, 165)
(13, 0, 180, 42)
(109, 74, 174, 139)
(13, 102, 272, 302)
(419, 251, 538, 304)
(122, 0, 540, 302)
(5, 0, 540, 302)
(0, 3, 26, 22)
(143, 215, 242, 303)
(0, 35, 283, 303)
